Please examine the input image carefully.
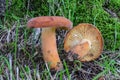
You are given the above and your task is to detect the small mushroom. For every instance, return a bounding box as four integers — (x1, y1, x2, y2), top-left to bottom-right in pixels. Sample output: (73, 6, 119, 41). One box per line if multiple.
(64, 23, 104, 61)
(27, 16, 72, 70)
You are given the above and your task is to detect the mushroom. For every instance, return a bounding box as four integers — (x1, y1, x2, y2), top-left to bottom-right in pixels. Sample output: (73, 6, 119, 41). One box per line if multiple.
(64, 23, 104, 61)
(27, 16, 73, 70)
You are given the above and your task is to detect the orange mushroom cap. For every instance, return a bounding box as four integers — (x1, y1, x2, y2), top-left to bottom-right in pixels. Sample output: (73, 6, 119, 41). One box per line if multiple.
(64, 23, 104, 61)
(27, 16, 72, 29)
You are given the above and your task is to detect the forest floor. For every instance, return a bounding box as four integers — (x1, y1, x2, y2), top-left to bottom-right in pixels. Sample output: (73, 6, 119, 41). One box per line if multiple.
(0, 0, 120, 80)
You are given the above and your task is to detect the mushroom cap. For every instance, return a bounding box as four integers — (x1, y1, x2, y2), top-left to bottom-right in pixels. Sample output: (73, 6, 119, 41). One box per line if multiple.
(64, 23, 104, 61)
(27, 16, 73, 29)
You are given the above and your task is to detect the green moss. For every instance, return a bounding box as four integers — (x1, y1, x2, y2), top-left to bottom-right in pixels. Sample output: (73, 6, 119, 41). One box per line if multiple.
(107, 0, 120, 12)
(103, 0, 120, 17)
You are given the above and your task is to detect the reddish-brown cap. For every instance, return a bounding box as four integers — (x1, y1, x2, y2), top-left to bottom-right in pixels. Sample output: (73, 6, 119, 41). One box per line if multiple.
(27, 16, 73, 29)
(64, 23, 104, 61)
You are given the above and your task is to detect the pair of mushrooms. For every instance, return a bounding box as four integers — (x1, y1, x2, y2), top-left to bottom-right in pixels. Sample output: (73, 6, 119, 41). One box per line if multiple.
(27, 16, 104, 71)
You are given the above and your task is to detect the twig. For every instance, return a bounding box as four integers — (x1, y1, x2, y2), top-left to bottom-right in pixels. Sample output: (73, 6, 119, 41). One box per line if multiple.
(45, 63, 54, 80)
(103, 8, 118, 18)
(36, 70, 41, 80)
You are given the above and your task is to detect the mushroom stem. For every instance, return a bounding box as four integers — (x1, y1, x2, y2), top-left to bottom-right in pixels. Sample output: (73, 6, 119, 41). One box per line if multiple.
(70, 40, 91, 60)
(41, 27, 63, 70)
